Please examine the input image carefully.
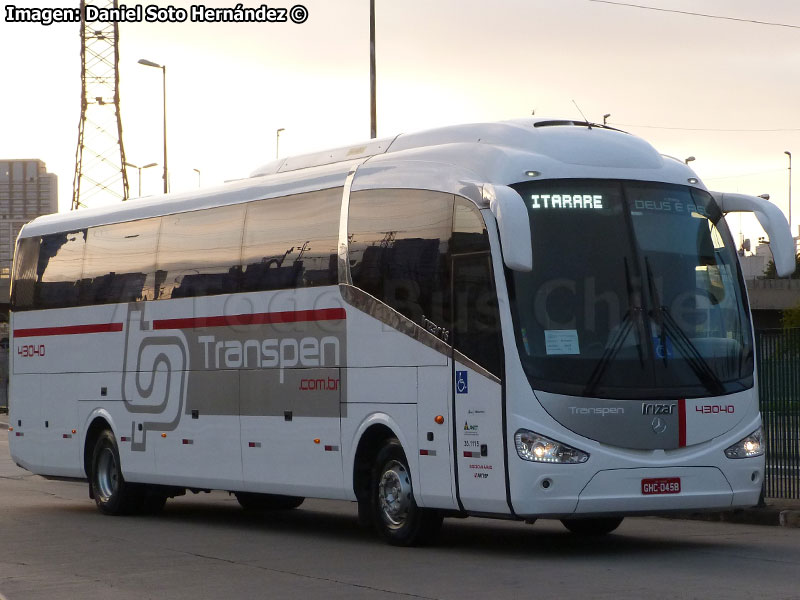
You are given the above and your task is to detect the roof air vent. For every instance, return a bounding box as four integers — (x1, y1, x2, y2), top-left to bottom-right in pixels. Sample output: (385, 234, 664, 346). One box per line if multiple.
(533, 120, 587, 128)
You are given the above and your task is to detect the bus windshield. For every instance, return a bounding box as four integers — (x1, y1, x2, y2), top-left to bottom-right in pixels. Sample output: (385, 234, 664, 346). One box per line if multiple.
(508, 179, 753, 400)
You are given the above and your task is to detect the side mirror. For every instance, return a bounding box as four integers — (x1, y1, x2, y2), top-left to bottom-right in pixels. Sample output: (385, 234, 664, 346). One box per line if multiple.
(711, 191, 796, 278)
(487, 184, 533, 272)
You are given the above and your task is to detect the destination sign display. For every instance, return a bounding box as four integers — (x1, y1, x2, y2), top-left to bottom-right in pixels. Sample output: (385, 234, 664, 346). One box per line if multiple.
(530, 194, 604, 210)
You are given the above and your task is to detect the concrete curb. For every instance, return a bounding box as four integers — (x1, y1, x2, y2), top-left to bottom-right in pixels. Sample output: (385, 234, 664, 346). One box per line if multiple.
(780, 510, 800, 527)
(666, 504, 800, 528)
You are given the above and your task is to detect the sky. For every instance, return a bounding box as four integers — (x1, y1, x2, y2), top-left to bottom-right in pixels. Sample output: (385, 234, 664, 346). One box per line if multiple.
(1, 0, 799, 249)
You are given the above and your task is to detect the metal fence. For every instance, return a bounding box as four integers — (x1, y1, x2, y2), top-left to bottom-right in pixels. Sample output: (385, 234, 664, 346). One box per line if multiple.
(0, 347, 7, 410)
(756, 328, 800, 499)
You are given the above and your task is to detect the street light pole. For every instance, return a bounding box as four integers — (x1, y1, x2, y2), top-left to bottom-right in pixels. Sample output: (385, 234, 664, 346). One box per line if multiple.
(369, 0, 376, 138)
(276, 128, 285, 159)
(123, 161, 157, 197)
(603, 113, 611, 125)
(138, 58, 168, 194)
(785, 150, 792, 235)
(193, 168, 201, 188)
(685, 156, 696, 165)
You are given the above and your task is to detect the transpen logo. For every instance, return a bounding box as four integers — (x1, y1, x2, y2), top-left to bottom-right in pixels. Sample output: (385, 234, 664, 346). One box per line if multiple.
(197, 334, 340, 384)
(299, 377, 340, 391)
(568, 406, 625, 416)
(121, 304, 189, 451)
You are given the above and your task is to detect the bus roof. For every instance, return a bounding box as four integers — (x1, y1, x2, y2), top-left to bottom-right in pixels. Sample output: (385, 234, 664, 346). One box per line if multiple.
(20, 118, 701, 238)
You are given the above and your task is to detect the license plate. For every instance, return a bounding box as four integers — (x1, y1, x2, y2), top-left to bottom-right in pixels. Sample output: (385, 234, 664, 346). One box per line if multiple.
(641, 477, 681, 495)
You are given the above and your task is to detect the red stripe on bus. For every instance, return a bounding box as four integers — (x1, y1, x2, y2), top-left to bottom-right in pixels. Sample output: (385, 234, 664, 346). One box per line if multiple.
(152, 308, 347, 330)
(678, 398, 687, 448)
(14, 322, 123, 338)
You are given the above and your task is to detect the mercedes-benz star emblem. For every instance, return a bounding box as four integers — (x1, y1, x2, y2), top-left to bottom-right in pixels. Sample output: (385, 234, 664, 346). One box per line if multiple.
(651, 417, 668, 434)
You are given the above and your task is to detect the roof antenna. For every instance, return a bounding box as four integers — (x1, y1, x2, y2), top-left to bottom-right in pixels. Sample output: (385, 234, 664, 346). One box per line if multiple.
(572, 99, 591, 129)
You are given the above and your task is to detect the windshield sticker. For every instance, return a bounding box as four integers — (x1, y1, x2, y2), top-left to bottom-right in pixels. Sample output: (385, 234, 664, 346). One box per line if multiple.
(545, 329, 580, 355)
(530, 194, 603, 210)
(521, 327, 532, 355)
(631, 198, 709, 217)
(633, 198, 684, 214)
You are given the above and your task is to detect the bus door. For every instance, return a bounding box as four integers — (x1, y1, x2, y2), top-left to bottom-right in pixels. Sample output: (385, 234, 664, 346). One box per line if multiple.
(416, 363, 456, 509)
(450, 222, 509, 514)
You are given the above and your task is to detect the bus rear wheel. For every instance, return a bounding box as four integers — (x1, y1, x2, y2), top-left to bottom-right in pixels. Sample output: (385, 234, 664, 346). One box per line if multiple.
(90, 430, 144, 515)
(370, 439, 442, 546)
(234, 492, 304, 511)
(561, 517, 624, 535)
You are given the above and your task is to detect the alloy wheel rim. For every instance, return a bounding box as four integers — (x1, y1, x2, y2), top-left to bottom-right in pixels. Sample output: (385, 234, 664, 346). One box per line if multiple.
(378, 460, 412, 529)
(96, 447, 118, 502)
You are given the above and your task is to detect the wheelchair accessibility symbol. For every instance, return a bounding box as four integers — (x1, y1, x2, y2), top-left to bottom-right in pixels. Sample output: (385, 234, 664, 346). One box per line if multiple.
(653, 335, 674, 360)
(456, 370, 468, 394)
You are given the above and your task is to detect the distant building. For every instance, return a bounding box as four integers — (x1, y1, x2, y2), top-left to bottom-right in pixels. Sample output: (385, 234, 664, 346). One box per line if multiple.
(0, 159, 58, 305)
(738, 236, 800, 329)
(738, 239, 774, 281)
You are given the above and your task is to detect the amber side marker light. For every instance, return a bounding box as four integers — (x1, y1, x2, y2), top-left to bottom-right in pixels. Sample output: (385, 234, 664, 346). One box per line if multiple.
(434, 415, 445, 425)
(314, 438, 321, 444)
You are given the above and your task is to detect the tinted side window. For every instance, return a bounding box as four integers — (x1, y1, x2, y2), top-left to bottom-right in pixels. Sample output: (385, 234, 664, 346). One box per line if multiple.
(35, 230, 86, 309)
(11, 237, 40, 310)
(82, 218, 160, 304)
(241, 188, 340, 292)
(452, 200, 502, 377)
(452, 198, 491, 254)
(156, 205, 245, 299)
(349, 189, 452, 327)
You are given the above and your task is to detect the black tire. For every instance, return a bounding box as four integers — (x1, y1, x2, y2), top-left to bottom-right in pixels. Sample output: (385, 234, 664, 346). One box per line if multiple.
(561, 516, 624, 535)
(370, 439, 442, 546)
(90, 430, 144, 515)
(357, 497, 372, 529)
(234, 492, 304, 511)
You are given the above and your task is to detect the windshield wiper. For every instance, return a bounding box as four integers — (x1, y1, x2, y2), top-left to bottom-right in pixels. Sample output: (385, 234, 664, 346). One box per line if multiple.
(645, 258, 726, 396)
(659, 308, 726, 395)
(584, 259, 646, 397)
(583, 309, 636, 397)
(645, 259, 668, 366)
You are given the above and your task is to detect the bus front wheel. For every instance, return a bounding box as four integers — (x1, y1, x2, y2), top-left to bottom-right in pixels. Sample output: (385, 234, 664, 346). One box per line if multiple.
(370, 439, 442, 546)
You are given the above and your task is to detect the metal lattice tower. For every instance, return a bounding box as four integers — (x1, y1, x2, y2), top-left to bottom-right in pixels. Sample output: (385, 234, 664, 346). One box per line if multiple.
(72, 0, 129, 210)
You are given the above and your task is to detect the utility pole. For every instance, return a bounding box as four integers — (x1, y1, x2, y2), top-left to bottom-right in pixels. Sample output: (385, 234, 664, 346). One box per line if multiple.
(138, 59, 168, 194)
(370, 0, 376, 138)
(276, 128, 285, 159)
(785, 151, 792, 235)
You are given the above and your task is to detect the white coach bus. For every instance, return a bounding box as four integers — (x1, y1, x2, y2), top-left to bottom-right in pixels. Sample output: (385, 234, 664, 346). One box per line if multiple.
(8, 119, 795, 545)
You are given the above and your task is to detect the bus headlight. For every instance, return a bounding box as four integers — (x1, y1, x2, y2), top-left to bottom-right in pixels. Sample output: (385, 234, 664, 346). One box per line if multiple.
(724, 427, 764, 459)
(514, 430, 589, 464)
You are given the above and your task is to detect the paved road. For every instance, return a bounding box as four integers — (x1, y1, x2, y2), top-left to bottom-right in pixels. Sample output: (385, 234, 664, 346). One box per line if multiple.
(1, 435, 799, 600)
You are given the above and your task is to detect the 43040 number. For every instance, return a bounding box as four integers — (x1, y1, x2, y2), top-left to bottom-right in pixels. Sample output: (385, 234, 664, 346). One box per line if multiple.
(17, 344, 45, 357)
